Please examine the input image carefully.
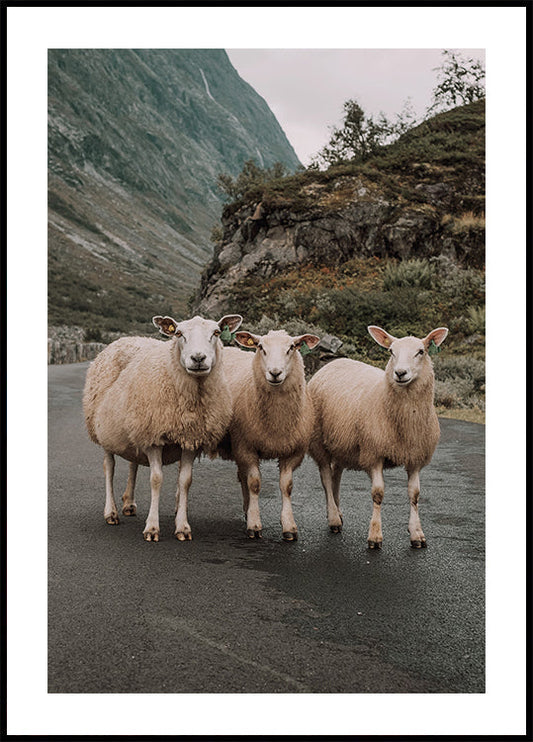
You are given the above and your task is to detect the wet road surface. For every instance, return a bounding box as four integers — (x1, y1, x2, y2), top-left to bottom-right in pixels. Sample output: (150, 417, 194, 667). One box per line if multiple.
(48, 362, 485, 694)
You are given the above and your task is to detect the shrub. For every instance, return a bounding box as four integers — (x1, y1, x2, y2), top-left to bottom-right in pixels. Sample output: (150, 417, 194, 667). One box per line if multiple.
(83, 327, 105, 343)
(466, 306, 485, 334)
(383, 259, 435, 290)
(433, 355, 485, 390)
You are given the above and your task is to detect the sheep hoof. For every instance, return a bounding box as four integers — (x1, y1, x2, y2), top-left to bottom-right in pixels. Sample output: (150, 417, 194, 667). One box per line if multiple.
(330, 524, 342, 534)
(122, 504, 137, 516)
(410, 539, 427, 549)
(105, 513, 119, 525)
(246, 528, 262, 539)
(143, 530, 160, 542)
(282, 531, 298, 541)
(367, 540, 382, 550)
(175, 531, 192, 541)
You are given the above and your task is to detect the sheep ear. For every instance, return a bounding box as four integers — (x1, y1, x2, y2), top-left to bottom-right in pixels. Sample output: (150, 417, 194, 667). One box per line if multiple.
(423, 327, 449, 350)
(218, 314, 243, 334)
(235, 331, 261, 350)
(293, 334, 321, 351)
(153, 315, 180, 337)
(368, 326, 396, 348)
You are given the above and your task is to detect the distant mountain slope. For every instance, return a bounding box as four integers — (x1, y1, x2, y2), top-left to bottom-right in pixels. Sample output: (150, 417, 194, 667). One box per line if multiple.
(48, 49, 301, 333)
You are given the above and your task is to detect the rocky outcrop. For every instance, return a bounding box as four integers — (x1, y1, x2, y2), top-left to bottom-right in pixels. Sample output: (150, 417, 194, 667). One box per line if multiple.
(196, 175, 483, 316)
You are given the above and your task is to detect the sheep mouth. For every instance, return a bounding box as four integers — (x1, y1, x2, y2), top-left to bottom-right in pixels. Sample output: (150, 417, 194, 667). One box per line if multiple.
(186, 365, 211, 376)
(267, 378, 284, 386)
(394, 377, 413, 386)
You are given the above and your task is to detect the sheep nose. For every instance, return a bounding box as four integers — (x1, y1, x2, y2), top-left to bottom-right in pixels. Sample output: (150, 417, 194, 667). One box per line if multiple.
(191, 352, 207, 364)
(269, 369, 282, 380)
(395, 369, 408, 380)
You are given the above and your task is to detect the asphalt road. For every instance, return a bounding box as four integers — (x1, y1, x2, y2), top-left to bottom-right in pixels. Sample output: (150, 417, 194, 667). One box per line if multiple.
(48, 361, 485, 694)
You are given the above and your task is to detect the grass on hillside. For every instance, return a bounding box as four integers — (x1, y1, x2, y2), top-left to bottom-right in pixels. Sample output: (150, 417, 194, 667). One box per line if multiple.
(221, 100, 485, 217)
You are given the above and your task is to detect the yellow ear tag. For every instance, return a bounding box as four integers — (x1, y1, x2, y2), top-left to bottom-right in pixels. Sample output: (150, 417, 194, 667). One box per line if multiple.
(247, 338, 255, 346)
(168, 324, 175, 333)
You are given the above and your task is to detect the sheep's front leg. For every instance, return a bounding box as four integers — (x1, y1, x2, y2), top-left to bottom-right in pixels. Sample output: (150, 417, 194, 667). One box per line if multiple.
(143, 446, 163, 542)
(367, 463, 385, 549)
(121, 462, 138, 516)
(406, 467, 426, 548)
(240, 458, 262, 539)
(175, 448, 195, 541)
(278, 455, 301, 541)
(317, 459, 343, 533)
(103, 451, 119, 525)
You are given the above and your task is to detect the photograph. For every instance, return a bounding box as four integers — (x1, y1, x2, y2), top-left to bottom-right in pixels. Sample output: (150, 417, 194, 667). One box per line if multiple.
(5, 3, 528, 738)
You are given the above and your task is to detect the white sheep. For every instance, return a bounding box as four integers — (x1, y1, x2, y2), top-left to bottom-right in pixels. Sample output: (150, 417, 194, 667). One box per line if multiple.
(221, 329, 320, 540)
(308, 325, 449, 549)
(83, 313, 243, 541)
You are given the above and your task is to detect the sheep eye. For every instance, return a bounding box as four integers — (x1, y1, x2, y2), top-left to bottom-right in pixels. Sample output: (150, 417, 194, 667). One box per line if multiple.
(287, 344, 295, 354)
(257, 344, 263, 352)
(213, 329, 221, 337)
(416, 349, 424, 356)
(175, 330, 183, 338)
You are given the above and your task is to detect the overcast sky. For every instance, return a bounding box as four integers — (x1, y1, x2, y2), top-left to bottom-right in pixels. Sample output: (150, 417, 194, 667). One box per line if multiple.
(227, 48, 485, 166)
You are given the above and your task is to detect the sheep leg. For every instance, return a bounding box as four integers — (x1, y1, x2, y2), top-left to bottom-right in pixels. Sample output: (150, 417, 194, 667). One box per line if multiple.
(121, 462, 138, 516)
(318, 460, 343, 533)
(367, 464, 385, 549)
(243, 461, 263, 539)
(331, 461, 344, 515)
(143, 446, 163, 542)
(407, 468, 426, 548)
(237, 467, 249, 517)
(278, 456, 300, 541)
(174, 448, 195, 541)
(103, 451, 119, 525)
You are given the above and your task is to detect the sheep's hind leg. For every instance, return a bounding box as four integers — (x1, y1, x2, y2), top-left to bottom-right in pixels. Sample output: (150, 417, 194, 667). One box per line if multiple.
(143, 446, 163, 542)
(332, 460, 344, 525)
(121, 462, 138, 516)
(175, 448, 195, 541)
(406, 468, 426, 548)
(237, 466, 249, 518)
(367, 463, 384, 549)
(317, 459, 343, 533)
(278, 455, 301, 541)
(103, 451, 119, 525)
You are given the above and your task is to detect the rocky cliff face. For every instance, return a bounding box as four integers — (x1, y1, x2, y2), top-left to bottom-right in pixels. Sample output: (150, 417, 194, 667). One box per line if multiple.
(196, 176, 484, 318)
(48, 49, 300, 334)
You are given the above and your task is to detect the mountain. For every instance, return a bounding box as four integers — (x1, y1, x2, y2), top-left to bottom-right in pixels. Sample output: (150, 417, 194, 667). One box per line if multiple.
(48, 49, 301, 334)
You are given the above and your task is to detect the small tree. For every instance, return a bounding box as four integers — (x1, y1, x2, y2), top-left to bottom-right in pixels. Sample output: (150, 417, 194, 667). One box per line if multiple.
(427, 49, 485, 115)
(313, 100, 380, 167)
(312, 98, 417, 169)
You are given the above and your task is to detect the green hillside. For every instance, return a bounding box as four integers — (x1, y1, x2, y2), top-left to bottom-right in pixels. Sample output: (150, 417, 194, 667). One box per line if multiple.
(48, 49, 300, 335)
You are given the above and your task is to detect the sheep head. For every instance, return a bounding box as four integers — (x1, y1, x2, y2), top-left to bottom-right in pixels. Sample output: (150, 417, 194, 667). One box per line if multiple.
(368, 325, 449, 388)
(153, 314, 243, 377)
(235, 329, 320, 387)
